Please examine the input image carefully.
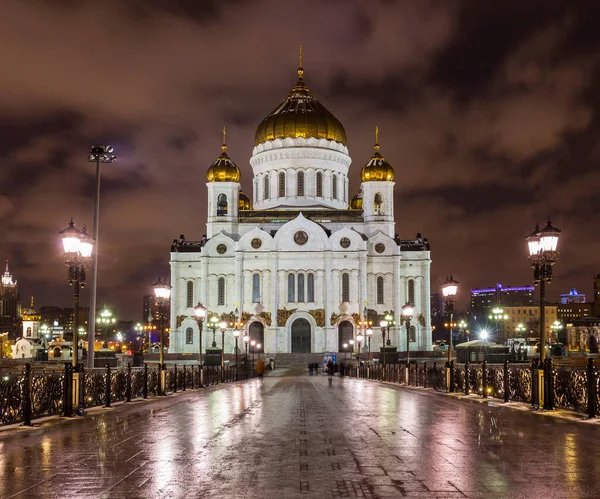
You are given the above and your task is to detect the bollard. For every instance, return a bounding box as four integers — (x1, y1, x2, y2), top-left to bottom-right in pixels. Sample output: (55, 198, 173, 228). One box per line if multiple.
(464, 361, 469, 395)
(104, 364, 111, 408)
(544, 358, 554, 411)
(503, 360, 510, 403)
(587, 358, 597, 419)
(531, 358, 539, 408)
(173, 364, 177, 393)
(22, 363, 33, 426)
(143, 364, 148, 399)
(63, 363, 73, 417)
(482, 360, 488, 399)
(126, 363, 132, 402)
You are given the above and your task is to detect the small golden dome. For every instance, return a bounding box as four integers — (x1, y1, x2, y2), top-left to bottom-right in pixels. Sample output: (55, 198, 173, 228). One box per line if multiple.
(350, 191, 363, 210)
(206, 126, 241, 183)
(239, 191, 252, 211)
(360, 126, 395, 182)
(254, 50, 346, 146)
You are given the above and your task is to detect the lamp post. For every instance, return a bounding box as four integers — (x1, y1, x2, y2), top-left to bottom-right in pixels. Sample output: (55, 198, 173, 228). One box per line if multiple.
(356, 333, 363, 361)
(194, 302, 206, 387)
(87, 145, 116, 369)
(343, 343, 348, 359)
(208, 316, 219, 347)
(233, 328, 240, 381)
(250, 339, 256, 367)
(551, 320, 563, 344)
(526, 219, 561, 362)
(153, 277, 171, 396)
(441, 275, 459, 364)
(97, 308, 116, 349)
(458, 320, 468, 343)
(134, 323, 143, 352)
(401, 302, 414, 384)
(219, 320, 227, 369)
(366, 328, 373, 363)
(243, 332, 250, 378)
(59, 219, 93, 368)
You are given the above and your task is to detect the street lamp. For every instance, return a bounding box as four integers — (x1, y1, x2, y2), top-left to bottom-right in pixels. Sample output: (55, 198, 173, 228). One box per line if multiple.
(243, 332, 250, 378)
(458, 320, 468, 343)
(551, 320, 563, 344)
(401, 302, 414, 363)
(219, 320, 227, 369)
(87, 145, 117, 369)
(441, 275, 459, 364)
(526, 219, 561, 362)
(97, 308, 116, 348)
(134, 323, 143, 352)
(250, 339, 256, 366)
(356, 333, 363, 361)
(59, 219, 93, 368)
(194, 302, 207, 387)
(366, 328, 373, 363)
(516, 323, 527, 338)
(153, 277, 171, 396)
(208, 315, 219, 347)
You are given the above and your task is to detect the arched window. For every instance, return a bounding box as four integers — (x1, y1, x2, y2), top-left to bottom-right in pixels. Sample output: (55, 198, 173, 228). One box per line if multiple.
(409, 325, 416, 342)
(252, 273, 260, 303)
(374, 193, 383, 215)
(26, 327, 32, 337)
(186, 281, 194, 308)
(307, 273, 314, 302)
(332, 173, 337, 200)
(342, 273, 350, 302)
(249, 322, 264, 353)
(297, 273, 305, 302)
(408, 279, 415, 305)
(186, 327, 194, 344)
(377, 276, 384, 304)
(217, 193, 228, 216)
(338, 321, 353, 351)
(316, 172, 323, 197)
(279, 172, 286, 197)
(297, 171, 304, 196)
(264, 175, 269, 200)
(218, 277, 225, 306)
(288, 274, 295, 302)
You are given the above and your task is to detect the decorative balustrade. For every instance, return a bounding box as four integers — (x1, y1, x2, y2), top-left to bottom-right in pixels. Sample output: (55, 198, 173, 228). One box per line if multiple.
(1, 362, 251, 427)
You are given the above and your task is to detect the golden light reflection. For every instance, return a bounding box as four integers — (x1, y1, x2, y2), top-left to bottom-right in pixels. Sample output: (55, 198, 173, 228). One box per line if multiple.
(154, 431, 174, 490)
(40, 437, 52, 467)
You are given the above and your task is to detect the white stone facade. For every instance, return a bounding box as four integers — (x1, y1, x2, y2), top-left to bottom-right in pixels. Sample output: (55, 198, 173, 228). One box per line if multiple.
(169, 137, 432, 355)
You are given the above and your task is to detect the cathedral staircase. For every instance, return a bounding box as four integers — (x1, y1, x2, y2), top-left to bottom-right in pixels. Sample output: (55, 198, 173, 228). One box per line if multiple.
(272, 353, 328, 368)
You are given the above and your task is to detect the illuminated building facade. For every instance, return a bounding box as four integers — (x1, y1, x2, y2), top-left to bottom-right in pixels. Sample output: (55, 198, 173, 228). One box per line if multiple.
(560, 288, 586, 304)
(0, 261, 21, 339)
(168, 60, 432, 355)
(470, 283, 534, 319)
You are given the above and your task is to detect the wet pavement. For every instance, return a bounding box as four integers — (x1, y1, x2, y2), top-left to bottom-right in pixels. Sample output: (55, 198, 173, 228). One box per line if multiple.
(1, 371, 600, 499)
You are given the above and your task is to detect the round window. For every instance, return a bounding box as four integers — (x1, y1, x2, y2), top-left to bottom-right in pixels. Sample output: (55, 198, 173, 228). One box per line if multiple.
(340, 237, 351, 249)
(251, 238, 262, 249)
(375, 243, 385, 254)
(294, 231, 308, 245)
(216, 244, 227, 254)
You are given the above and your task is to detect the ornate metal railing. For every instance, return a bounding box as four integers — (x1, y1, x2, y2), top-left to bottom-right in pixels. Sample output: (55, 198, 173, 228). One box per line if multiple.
(349, 359, 598, 418)
(2, 362, 253, 426)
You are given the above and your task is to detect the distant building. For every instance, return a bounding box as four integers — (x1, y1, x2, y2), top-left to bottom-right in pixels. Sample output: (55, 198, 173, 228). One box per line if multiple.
(143, 294, 169, 324)
(557, 303, 592, 324)
(560, 288, 586, 304)
(470, 283, 534, 318)
(0, 261, 21, 339)
(504, 305, 558, 340)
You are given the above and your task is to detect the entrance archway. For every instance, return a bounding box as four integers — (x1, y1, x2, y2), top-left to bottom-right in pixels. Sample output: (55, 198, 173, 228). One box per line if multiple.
(338, 321, 353, 352)
(249, 322, 264, 353)
(291, 318, 311, 353)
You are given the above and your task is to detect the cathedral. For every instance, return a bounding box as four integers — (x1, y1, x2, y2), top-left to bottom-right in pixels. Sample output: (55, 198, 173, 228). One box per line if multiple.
(168, 57, 432, 356)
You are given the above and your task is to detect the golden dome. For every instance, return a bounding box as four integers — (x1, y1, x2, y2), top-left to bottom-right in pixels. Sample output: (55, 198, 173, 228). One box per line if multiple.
(239, 191, 252, 210)
(350, 191, 363, 210)
(206, 126, 241, 183)
(360, 126, 395, 182)
(254, 51, 346, 146)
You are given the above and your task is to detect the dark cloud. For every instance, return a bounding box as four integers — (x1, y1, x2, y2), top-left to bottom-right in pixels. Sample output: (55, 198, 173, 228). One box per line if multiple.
(0, 0, 599, 319)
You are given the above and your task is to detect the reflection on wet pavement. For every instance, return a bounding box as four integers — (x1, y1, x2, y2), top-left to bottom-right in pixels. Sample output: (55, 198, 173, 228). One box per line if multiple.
(1, 373, 599, 498)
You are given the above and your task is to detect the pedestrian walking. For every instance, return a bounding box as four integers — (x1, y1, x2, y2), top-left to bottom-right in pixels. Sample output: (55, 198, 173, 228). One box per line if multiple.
(327, 359, 334, 387)
(308, 363, 314, 376)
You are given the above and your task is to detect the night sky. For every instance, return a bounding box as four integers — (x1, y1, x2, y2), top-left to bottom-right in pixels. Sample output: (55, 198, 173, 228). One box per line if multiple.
(1, 0, 599, 321)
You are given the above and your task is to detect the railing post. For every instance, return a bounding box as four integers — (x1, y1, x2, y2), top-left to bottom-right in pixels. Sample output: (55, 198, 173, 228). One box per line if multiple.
(63, 363, 73, 417)
(182, 365, 187, 391)
(126, 363, 132, 402)
(531, 358, 538, 408)
(173, 364, 177, 393)
(449, 360, 455, 393)
(587, 357, 596, 419)
(503, 360, 510, 403)
(22, 363, 33, 426)
(143, 364, 148, 399)
(464, 361, 469, 395)
(482, 360, 488, 398)
(104, 364, 111, 408)
(423, 362, 427, 388)
(545, 358, 554, 411)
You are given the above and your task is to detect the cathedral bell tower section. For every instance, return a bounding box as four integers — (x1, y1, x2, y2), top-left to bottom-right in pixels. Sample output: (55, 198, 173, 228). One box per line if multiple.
(206, 127, 242, 237)
(360, 128, 396, 237)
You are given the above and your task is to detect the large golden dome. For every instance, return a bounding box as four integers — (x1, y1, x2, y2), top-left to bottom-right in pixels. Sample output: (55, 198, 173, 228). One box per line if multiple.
(207, 127, 241, 183)
(254, 62, 347, 146)
(350, 191, 363, 210)
(360, 127, 395, 182)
